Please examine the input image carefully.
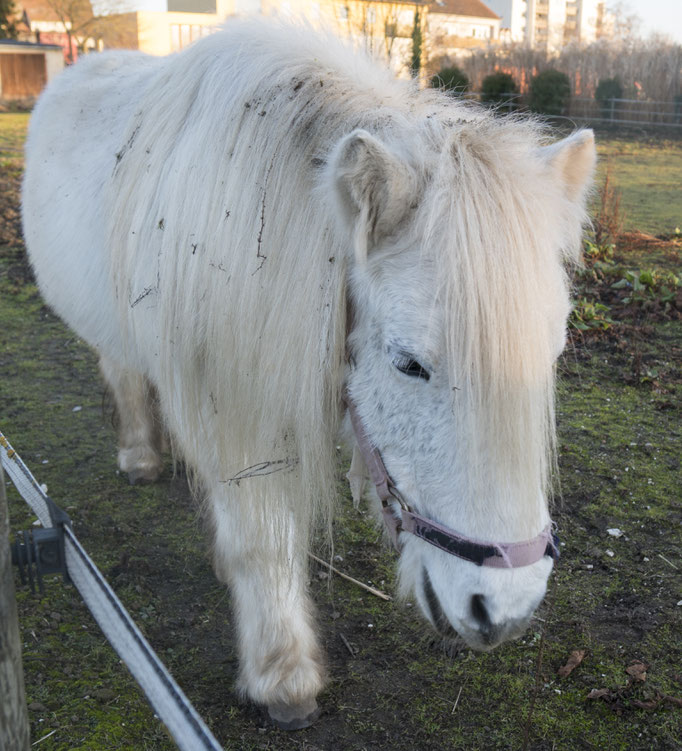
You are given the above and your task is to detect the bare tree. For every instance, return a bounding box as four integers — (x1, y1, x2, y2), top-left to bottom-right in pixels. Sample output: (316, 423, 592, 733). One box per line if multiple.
(442, 34, 681, 102)
(603, 0, 642, 42)
(334, 1, 421, 75)
(45, 0, 134, 60)
(45, 0, 95, 61)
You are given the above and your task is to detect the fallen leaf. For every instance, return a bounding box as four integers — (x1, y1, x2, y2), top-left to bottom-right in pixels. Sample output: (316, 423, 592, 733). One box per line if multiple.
(626, 660, 648, 682)
(632, 698, 659, 710)
(632, 693, 682, 710)
(558, 649, 587, 677)
(587, 688, 610, 700)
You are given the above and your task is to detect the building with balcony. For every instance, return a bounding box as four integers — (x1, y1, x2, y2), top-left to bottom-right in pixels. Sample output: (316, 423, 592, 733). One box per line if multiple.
(484, 0, 603, 49)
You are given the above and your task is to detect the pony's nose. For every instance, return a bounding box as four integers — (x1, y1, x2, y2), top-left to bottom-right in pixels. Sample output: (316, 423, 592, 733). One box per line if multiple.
(470, 593, 500, 644)
(470, 594, 491, 629)
(468, 593, 531, 647)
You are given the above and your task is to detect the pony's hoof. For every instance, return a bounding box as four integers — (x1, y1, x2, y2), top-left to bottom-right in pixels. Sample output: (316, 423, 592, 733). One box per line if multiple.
(266, 698, 320, 730)
(127, 468, 160, 485)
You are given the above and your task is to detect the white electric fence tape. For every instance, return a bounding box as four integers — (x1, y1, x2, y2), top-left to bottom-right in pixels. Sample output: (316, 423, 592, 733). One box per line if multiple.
(0, 431, 223, 751)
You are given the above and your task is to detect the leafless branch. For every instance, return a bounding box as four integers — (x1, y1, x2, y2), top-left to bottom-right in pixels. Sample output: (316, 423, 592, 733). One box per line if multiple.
(308, 553, 392, 601)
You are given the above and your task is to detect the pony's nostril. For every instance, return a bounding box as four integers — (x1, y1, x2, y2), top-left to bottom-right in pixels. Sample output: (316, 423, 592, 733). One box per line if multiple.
(422, 569, 457, 638)
(470, 594, 491, 629)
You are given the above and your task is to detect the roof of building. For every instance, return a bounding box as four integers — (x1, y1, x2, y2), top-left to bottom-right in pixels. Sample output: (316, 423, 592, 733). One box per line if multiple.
(0, 38, 63, 49)
(428, 0, 500, 19)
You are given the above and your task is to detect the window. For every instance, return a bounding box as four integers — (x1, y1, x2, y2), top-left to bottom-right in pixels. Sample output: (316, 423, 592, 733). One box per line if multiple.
(167, 0, 216, 12)
(171, 22, 213, 50)
(171, 24, 181, 51)
(471, 25, 490, 39)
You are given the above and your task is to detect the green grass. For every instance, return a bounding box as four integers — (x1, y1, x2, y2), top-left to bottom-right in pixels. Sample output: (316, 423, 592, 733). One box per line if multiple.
(0, 112, 29, 168)
(595, 137, 682, 236)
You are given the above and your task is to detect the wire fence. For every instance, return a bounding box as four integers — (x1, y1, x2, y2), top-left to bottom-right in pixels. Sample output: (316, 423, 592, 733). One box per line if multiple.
(459, 92, 682, 129)
(568, 98, 682, 129)
(0, 430, 224, 751)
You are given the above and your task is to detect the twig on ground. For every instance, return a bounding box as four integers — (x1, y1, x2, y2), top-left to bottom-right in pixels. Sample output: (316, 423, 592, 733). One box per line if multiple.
(452, 685, 463, 713)
(657, 554, 678, 570)
(308, 553, 392, 601)
(339, 632, 356, 656)
(32, 729, 58, 746)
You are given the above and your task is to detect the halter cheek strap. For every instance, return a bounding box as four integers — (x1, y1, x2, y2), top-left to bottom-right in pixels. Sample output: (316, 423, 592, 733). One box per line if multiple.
(344, 390, 560, 569)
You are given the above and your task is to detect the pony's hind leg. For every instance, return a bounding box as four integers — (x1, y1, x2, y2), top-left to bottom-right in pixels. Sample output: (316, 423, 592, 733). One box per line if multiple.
(99, 356, 165, 484)
(209, 485, 325, 729)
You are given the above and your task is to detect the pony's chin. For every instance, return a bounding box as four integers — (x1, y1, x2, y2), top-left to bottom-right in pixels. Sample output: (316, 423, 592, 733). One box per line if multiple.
(445, 616, 531, 653)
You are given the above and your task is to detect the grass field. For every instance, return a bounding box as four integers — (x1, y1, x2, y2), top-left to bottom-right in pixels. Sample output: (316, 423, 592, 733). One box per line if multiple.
(0, 112, 27, 167)
(595, 137, 682, 236)
(1, 113, 680, 750)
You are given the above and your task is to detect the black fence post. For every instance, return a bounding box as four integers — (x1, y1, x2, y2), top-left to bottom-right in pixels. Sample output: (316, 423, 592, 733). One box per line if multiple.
(0, 462, 30, 751)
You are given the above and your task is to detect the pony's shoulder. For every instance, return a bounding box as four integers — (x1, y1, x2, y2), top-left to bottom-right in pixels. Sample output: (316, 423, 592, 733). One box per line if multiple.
(64, 49, 161, 83)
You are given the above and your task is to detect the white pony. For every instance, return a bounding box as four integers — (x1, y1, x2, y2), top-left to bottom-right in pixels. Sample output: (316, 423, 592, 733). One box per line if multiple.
(22, 19, 595, 728)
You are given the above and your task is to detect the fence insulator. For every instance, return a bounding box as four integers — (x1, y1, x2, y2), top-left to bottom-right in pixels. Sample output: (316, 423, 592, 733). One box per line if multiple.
(12, 527, 70, 594)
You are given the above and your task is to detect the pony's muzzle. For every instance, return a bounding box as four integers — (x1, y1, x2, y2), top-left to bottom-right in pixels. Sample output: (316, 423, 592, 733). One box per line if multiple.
(422, 569, 532, 650)
(466, 593, 527, 648)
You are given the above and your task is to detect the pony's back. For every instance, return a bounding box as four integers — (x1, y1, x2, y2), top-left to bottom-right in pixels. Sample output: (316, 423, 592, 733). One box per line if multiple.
(22, 49, 163, 357)
(22, 20, 427, 527)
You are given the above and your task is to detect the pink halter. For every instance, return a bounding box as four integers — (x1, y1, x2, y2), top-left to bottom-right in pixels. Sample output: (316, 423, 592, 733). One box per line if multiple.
(344, 390, 559, 569)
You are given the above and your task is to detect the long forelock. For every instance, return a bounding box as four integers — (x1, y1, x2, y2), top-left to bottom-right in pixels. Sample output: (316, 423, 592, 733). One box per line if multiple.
(419, 118, 583, 514)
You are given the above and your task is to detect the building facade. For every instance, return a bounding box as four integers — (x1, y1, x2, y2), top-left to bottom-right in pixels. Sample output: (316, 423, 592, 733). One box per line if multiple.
(427, 0, 501, 57)
(92, 0, 236, 55)
(259, 0, 427, 76)
(15, 0, 498, 75)
(484, 0, 604, 49)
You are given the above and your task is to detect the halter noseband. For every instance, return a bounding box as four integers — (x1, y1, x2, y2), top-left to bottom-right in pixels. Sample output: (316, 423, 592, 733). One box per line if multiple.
(344, 390, 560, 569)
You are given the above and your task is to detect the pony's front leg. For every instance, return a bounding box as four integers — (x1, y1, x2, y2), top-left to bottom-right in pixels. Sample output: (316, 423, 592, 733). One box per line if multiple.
(209, 486, 325, 729)
(99, 356, 165, 484)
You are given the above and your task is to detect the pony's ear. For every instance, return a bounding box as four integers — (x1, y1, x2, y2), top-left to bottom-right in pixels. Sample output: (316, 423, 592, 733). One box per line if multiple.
(542, 129, 596, 201)
(331, 129, 413, 263)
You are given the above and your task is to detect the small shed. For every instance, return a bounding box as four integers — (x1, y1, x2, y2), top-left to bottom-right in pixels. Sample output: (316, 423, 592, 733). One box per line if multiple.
(0, 40, 64, 100)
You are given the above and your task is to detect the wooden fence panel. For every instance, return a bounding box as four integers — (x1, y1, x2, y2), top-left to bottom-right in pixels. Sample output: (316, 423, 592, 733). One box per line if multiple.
(0, 53, 47, 98)
(0, 463, 30, 751)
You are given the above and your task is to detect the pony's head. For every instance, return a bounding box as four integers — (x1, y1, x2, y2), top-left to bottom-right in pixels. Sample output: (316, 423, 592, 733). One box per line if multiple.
(330, 119, 595, 650)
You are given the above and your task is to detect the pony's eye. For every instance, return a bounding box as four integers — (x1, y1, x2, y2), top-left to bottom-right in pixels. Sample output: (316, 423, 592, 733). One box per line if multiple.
(394, 356, 430, 381)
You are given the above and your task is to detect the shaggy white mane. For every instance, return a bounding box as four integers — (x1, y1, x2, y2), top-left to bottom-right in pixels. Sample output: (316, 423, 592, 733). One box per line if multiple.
(104, 19, 587, 546)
